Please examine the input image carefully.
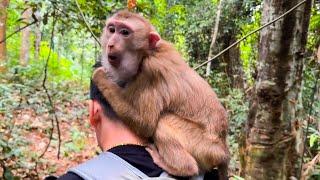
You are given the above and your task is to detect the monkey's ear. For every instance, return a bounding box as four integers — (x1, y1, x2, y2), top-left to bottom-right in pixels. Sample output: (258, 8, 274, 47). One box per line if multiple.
(149, 32, 161, 49)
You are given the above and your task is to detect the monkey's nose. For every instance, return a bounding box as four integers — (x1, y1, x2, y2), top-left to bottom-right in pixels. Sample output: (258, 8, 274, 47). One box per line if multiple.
(108, 44, 114, 49)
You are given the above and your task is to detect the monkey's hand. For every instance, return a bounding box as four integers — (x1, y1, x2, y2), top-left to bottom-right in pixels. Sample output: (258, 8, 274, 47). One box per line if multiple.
(92, 67, 152, 137)
(92, 67, 115, 89)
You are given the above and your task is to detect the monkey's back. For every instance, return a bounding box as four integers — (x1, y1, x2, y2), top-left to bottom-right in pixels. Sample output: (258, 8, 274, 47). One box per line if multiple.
(132, 41, 228, 138)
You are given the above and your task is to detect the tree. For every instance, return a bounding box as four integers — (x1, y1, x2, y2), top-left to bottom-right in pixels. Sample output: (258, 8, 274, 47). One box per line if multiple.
(218, 0, 247, 89)
(34, 11, 41, 61)
(204, 0, 252, 89)
(20, 7, 32, 66)
(0, 0, 9, 71)
(206, 0, 223, 77)
(243, 0, 312, 179)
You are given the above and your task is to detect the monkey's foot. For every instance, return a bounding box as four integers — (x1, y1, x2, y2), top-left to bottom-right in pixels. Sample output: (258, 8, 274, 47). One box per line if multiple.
(146, 144, 165, 168)
(146, 144, 199, 176)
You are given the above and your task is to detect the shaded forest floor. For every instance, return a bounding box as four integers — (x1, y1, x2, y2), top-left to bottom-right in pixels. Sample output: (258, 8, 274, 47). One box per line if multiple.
(0, 80, 98, 179)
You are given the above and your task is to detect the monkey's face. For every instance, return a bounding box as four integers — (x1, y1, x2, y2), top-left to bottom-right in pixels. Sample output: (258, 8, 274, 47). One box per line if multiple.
(101, 17, 150, 84)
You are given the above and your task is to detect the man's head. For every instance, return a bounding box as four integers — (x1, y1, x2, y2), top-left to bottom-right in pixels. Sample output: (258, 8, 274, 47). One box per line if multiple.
(89, 62, 145, 151)
(89, 62, 117, 121)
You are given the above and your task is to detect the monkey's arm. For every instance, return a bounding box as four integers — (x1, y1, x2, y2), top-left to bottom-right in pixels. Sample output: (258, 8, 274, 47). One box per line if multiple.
(92, 68, 159, 138)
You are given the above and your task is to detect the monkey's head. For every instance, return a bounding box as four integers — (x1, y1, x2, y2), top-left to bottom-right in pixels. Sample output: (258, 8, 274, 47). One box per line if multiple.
(101, 10, 161, 84)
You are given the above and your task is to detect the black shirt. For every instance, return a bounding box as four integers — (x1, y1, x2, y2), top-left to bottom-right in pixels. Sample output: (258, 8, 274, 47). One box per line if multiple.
(56, 144, 162, 180)
(47, 144, 219, 180)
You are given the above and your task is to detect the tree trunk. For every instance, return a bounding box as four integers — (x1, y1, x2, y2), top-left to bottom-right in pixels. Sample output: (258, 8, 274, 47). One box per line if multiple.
(0, 0, 9, 71)
(214, 0, 245, 89)
(34, 12, 41, 60)
(244, 0, 312, 179)
(221, 33, 245, 89)
(19, 7, 32, 66)
(206, 0, 223, 77)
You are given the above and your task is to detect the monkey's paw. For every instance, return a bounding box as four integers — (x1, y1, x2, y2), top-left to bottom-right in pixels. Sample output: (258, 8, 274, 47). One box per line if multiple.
(146, 144, 162, 165)
(92, 67, 108, 83)
(146, 144, 171, 173)
(146, 144, 199, 176)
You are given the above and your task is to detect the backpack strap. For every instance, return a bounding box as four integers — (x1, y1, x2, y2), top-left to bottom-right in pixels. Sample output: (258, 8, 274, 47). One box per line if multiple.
(69, 152, 149, 180)
(68, 151, 202, 180)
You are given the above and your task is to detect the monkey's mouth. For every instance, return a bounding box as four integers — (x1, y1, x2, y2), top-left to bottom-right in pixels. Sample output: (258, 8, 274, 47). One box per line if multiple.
(108, 55, 120, 67)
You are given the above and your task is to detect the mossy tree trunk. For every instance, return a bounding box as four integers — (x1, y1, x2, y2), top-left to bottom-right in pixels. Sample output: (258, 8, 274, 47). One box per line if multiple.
(243, 0, 312, 179)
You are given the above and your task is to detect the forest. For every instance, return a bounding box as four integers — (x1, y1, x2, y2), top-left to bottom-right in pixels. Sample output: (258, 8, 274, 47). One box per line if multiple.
(0, 0, 319, 179)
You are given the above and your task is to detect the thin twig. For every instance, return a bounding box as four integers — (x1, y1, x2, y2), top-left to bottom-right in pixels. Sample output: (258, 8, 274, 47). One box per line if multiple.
(74, 0, 101, 46)
(194, 0, 308, 70)
(0, 21, 37, 44)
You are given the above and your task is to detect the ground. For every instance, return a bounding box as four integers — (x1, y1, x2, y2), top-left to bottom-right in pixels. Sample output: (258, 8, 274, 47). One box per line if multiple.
(0, 95, 97, 179)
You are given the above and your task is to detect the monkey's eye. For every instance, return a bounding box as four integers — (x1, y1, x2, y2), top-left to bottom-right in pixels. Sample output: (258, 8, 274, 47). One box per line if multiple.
(108, 26, 115, 33)
(120, 29, 130, 36)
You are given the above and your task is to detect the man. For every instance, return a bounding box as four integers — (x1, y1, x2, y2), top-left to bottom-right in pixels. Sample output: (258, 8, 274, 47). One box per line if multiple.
(56, 65, 164, 180)
(53, 63, 219, 180)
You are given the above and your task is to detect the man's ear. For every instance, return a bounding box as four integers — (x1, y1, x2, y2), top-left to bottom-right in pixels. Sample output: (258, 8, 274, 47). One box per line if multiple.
(89, 100, 101, 127)
(149, 32, 161, 49)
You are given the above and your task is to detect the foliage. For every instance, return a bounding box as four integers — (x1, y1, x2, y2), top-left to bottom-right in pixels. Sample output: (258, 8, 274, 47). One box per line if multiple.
(63, 127, 87, 156)
(239, 9, 261, 85)
(0, 73, 90, 178)
(136, 0, 187, 54)
(307, 5, 320, 50)
(222, 89, 248, 171)
(301, 6, 320, 178)
(184, 0, 216, 63)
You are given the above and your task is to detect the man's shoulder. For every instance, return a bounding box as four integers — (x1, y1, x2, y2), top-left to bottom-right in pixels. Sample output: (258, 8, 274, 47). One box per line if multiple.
(67, 152, 163, 180)
(53, 151, 213, 180)
(68, 152, 146, 179)
(54, 152, 144, 180)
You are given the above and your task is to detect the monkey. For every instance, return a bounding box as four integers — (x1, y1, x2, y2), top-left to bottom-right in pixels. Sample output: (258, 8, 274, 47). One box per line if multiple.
(92, 10, 229, 179)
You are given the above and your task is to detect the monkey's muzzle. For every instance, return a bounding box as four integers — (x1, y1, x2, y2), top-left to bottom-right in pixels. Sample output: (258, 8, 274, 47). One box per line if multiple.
(108, 55, 120, 67)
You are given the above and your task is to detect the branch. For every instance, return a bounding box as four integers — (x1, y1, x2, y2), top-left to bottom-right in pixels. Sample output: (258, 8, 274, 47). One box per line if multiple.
(0, 21, 37, 44)
(74, 0, 101, 46)
(206, 0, 223, 77)
(194, 0, 308, 70)
(35, 16, 58, 176)
(39, 14, 62, 160)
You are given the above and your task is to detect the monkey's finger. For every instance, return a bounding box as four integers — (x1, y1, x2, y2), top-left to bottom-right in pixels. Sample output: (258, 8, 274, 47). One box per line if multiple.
(93, 67, 106, 75)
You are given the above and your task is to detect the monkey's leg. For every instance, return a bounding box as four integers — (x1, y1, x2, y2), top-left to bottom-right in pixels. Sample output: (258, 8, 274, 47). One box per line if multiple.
(153, 114, 199, 177)
(155, 113, 230, 178)
(192, 138, 230, 180)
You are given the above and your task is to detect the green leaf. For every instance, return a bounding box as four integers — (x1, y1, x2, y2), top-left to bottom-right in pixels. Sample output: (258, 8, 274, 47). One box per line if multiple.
(309, 134, 318, 148)
(231, 175, 245, 180)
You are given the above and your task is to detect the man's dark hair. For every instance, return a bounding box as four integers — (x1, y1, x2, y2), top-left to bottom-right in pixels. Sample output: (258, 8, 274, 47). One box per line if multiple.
(90, 62, 117, 119)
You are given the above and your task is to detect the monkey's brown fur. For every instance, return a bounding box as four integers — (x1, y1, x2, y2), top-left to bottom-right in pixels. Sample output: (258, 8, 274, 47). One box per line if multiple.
(93, 10, 229, 179)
